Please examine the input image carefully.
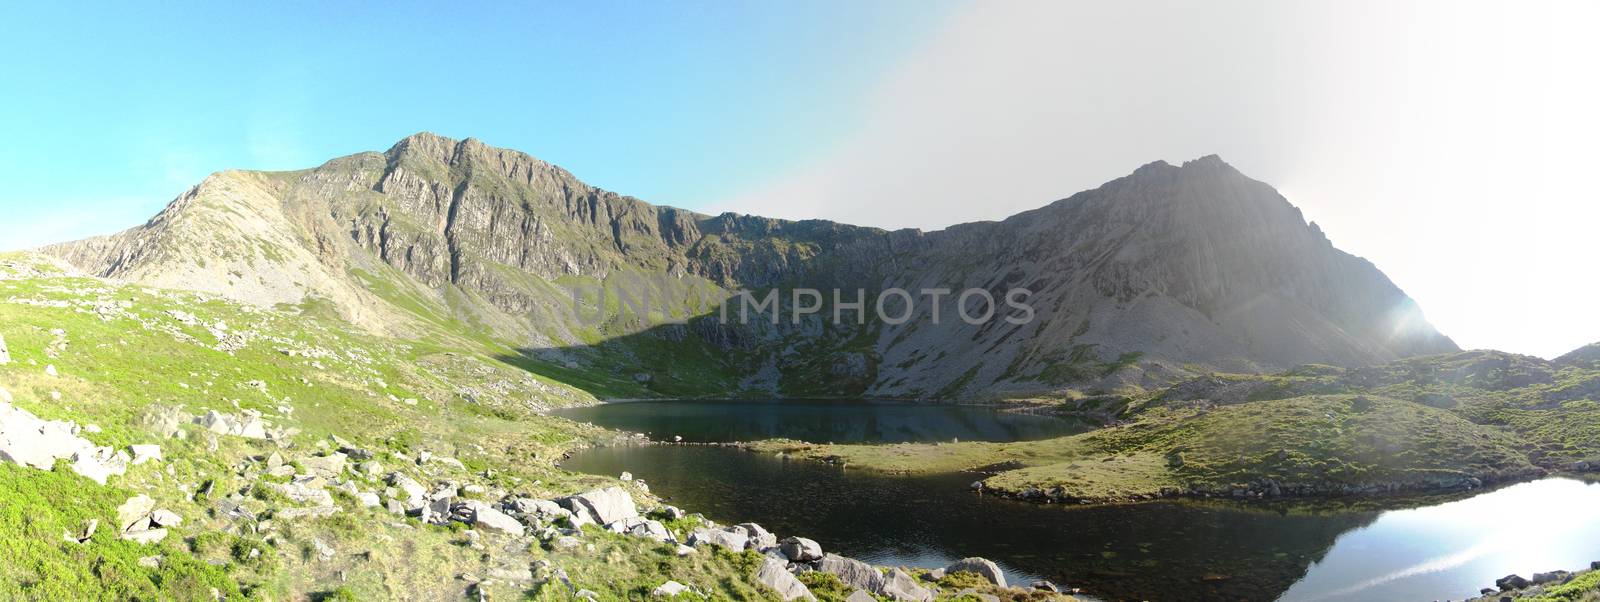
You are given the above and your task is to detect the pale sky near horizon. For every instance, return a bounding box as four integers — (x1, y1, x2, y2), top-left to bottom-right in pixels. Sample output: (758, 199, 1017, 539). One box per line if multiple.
(2, 1, 1595, 359)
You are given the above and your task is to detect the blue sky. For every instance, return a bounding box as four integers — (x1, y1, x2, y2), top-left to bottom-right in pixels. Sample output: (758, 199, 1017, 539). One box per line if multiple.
(3, 1, 1597, 358)
(0, 0, 955, 247)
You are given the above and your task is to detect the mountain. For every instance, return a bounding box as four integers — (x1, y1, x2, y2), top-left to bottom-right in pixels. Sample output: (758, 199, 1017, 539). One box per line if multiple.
(42, 133, 1457, 399)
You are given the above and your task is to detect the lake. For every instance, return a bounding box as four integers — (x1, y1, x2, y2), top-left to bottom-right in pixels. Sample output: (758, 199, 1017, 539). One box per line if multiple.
(557, 400, 1600, 601)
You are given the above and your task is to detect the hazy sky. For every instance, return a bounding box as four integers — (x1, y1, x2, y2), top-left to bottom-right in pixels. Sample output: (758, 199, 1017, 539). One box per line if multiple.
(2, 1, 1595, 358)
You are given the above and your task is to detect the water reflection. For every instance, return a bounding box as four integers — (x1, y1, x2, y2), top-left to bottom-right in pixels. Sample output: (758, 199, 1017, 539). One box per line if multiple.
(1276, 478, 1600, 601)
(553, 399, 1088, 443)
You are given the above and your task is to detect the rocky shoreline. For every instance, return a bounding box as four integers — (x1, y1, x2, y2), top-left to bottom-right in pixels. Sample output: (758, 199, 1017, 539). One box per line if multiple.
(1465, 562, 1600, 601)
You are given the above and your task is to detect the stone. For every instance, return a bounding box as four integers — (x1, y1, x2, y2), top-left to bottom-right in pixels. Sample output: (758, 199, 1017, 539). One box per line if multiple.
(271, 480, 335, 506)
(1531, 571, 1570, 585)
(739, 522, 778, 549)
(943, 557, 1007, 588)
(300, 452, 347, 479)
(620, 471, 633, 481)
(651, 580, 690, 598)
(129, 444, 162, 465)
(688, 527, 749, 551)
(846, 591, 876, 602)
(137, 555, 162, 568)
(674, 544, 695, 556)
(357, 492, 381, 507)
(1497, 574, 1530, 590)
(358, 461, 384, 476)
(881, 568, 934, 602)
(70, 446, 130, 484)
(67, 518, 98, 543)
(559, 486, 639, 526)
(753, 557, 816, 601)
(196, 410, 234, 434)
(312, 537, 336, 561)
(45, 364, 58, 377)
(656, 505, 686, 520)
(0, 400, 95, 471)
(150, 509, 182, 527)
(1031, 580, 1061, 593)
(553, 536, 582, 550)
(454, 500, 526, 536)
(116, 495, 156, 532)
(389, 473, 427, 508)
(779, 536, 823, 563)
(817, 554, 885, 592)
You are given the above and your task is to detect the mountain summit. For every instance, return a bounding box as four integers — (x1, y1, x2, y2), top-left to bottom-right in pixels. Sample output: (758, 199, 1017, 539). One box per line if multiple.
(42, 134, 1457, 398)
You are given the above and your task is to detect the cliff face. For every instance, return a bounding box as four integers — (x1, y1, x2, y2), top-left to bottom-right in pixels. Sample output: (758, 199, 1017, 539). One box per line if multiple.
(42, 133, 1457, 398)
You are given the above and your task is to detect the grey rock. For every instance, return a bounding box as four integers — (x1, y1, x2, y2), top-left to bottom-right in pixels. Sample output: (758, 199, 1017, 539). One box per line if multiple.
(944, 557, 1007, 588)
(116, 495, 156, 532)
(753, 557, 816, 601)
(779, 536, 823, 562)
(1497, 574, 1530, 590)
(559, 486, 638, 526)
(651, 580, 690, 598)
(299, 452, 347, 479)
(688, 527, 749, 551)
(739, 522, 778, 549)
(845, 591, 875, 602)
(880, 568, 934, 602)
(816, 553, 885, 592)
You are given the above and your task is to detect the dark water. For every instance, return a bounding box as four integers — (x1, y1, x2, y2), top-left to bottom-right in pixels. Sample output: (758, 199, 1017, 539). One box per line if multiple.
(553, 399, 1087, 443)
(559, 402, 1600, 602)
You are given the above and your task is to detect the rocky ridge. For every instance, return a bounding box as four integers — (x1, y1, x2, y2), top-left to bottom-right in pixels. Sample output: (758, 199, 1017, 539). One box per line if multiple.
(41, 134, 1456, 399)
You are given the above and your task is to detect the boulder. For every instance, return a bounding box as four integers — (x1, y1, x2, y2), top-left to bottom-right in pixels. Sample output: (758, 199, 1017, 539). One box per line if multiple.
(67, 518, 98, 543)
(70, 446, 130, 484)
(560, 486, 639, 526)
(779, 536, 823, 563)
(651, 581, 690, 598)
(754, 557, 816, 601)
(129, 444, 162, 465)
(1531, 571, 1571, 585)
(388, 473, 427, 509)
(845, 591, 875, 602)
(881, 568, 934, 602)
(739, 522, 778, 549)
(271, 479, 335, 506)
(0, 399, 95, 470)
(688, 527, 749, 551)
(944, 557, 1007, 588)
(817, 554, 885, 592)
(116, 495, 157, 532)
(1497, 574, 1530, 590)
(453, 500, 526, 536)
(150, 509, 182, 527)
(300, 452, 348, 479)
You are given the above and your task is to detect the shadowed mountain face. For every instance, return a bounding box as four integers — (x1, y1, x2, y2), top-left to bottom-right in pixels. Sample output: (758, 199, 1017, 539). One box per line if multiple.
(42, 133, 1456, 399)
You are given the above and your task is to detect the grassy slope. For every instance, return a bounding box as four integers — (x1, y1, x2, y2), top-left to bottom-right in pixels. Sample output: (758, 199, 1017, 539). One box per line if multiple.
(756, 393, 1543, 502)
(0, 254, 802, 601)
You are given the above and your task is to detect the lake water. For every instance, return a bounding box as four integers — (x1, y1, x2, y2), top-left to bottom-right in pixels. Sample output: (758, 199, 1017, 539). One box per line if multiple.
(553, 399, 1088, 443)
(558, 401, 1600, 602)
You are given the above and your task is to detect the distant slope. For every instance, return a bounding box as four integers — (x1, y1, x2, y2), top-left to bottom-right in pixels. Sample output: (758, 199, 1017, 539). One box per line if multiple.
(43, 133, 1457, 399)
